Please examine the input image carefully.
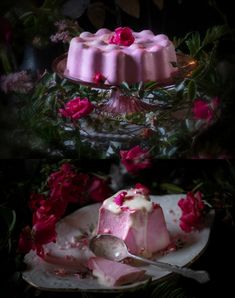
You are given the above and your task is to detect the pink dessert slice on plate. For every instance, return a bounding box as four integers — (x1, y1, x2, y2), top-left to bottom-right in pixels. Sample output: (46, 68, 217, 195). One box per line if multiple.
(88, 257, 146, 286)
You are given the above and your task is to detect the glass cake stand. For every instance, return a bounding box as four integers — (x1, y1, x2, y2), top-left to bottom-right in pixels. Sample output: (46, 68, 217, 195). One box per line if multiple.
(52, 53, 197, 116)
(52, 53, 197, 145)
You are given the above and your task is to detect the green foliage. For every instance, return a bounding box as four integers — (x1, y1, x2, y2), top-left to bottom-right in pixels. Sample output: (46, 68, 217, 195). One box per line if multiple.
(0, 207, 16, 253)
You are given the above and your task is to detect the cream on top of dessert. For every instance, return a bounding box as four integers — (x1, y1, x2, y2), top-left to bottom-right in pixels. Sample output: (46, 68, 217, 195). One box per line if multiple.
(103, 188, 153, 214)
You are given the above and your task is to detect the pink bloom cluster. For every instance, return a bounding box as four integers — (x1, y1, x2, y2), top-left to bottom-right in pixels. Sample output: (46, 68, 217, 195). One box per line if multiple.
(18, 163, 111, 257)
(0, 71, 34, 94)
(50, 19, 80, 44)
(59, 97, 94, 120)
(178, 192, 205, 233)
(50, 31, 70, 43)
(192, 97, 220, 123)
(120, 145, 152, 174)
(109, 27, 135, 46)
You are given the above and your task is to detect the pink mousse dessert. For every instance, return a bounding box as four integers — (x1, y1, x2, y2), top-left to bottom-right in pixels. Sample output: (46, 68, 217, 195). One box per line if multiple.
(66, 28, 178, 85)
(96, 186, 171, 257)
(88, 257, 146, 287)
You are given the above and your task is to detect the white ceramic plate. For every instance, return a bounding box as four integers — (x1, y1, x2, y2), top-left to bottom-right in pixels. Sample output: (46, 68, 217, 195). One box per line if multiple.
(22, 194, 214, 292)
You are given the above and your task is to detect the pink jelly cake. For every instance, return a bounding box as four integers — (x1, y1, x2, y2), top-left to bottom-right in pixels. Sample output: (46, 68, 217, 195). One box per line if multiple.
(66, 27, 178, 85)
(96, 186, 171, 257)
(88, 257, 146, 286)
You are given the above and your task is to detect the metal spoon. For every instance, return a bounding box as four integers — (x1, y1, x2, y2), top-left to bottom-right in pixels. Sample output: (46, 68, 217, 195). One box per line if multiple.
(89, 234, 210, 283)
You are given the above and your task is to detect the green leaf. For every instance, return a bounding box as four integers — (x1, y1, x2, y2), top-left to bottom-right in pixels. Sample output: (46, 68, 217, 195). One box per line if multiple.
(160, 183, 184, 194)
(121, 81, 130, 90)
(202, 25, 229, 47)
(185, 32, 201, 57)
(187, 80, 197, 100)
(0, 207, 16, 232)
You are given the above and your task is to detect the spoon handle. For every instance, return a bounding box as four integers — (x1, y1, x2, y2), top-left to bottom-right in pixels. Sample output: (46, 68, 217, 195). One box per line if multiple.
(129, 254, 210, 283)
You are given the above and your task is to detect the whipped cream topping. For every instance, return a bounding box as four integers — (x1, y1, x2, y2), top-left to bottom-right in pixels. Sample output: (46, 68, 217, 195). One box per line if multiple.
(103, 189, 153, 214)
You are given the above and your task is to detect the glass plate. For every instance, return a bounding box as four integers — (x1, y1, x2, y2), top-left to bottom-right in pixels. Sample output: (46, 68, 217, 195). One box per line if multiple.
(22, 194, 214, 292)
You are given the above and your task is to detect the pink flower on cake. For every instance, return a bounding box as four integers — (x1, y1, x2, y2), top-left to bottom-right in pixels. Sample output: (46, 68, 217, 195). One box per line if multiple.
(120, 145, 151, 174)
(135, 183, 150, 195)
(114, 191, 127, 206)
(192, 97, 220, 122)
(178, 192, 205, 233)
(59, 97, 94, 120)
(93, 72, 106, 84)
(109, 27, 135, 46)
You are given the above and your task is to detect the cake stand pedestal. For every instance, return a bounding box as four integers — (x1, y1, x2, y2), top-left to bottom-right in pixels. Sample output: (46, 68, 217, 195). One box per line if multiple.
(52, 53, 196, 116)
(52, 54, 158, 115)
(99, 88, 157, 115)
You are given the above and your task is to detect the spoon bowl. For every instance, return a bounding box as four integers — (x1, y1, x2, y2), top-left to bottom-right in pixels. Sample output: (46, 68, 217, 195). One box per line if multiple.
(89, 234, 210, 284)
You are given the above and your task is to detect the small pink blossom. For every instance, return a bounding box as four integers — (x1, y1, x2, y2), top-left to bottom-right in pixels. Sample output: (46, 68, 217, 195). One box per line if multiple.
(50, 31, 70, 43)
(114, 191, 127, 206)
(192, 97, 220, 122)
(0, 71, 34, 94)
(178, 192, 205, 233)
(109, 27, 135, 46)
(59, 97, 94, 120)
(120, 145, 151, 174)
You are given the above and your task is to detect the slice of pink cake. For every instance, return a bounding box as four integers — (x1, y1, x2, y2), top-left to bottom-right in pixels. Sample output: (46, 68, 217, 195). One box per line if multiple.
(88, 257, 146, 286)
(97, 185, 170, 257)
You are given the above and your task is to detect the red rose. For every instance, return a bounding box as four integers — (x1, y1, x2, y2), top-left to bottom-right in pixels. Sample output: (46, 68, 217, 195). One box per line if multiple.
(135, 183, 150, 195)
(178, 192, 205, 233)
(59, 97, 94, 120)
(120, 145, 151, 174)
(192, 97, 220, 122)
(18, 226, 33, 254)
(87, 176, 111, 203)
(18, 215, 57, 258)
(93, 72, 106, 84)
(31, 215, 57, 257)
(48, 163, 89, 206)
(109, 27, 135, 46)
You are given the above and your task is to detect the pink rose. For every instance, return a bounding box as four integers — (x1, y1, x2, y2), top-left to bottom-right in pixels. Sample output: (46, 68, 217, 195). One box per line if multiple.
(178, 192, 205, 233)
(109, 27, 135, 46)
(120, 145, 151, 174)
(192, 97, 220, 122)
(59, 97, 94, 120)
